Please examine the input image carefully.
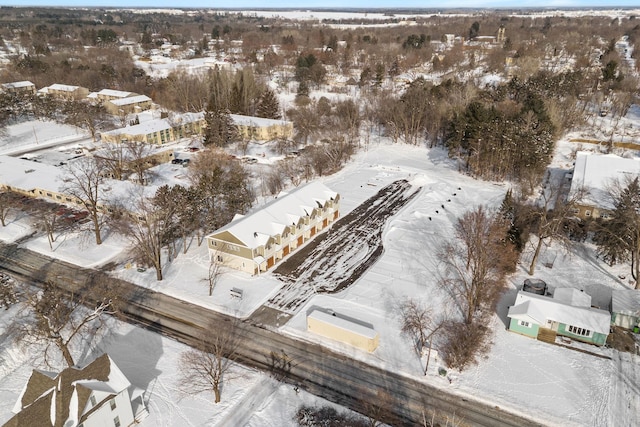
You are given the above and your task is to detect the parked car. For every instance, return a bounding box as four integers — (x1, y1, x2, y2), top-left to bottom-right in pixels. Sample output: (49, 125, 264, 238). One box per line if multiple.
(171, 158, 183, 164)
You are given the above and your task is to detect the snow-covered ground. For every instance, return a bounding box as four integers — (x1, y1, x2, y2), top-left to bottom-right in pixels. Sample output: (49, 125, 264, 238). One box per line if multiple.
(1, 116, 640, 426)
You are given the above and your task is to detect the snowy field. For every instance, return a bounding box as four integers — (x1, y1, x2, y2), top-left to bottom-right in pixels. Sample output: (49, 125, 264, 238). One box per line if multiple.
(0, 116, 639, 426)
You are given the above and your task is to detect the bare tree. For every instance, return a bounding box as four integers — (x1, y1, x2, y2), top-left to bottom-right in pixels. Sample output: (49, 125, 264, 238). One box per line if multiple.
(438, 206, 517, 325)
(179, 320, 240, 403)
(207, 254, 225, 296)
(399, 298, 447, 374)
(421, 407, 468, 427)
(15, 279, 117, 367)
(123, 139, 156, 185)
(31, 203, 60, 250)
(0, 189, 14, 227)
(0, 272, 18, 309)
(111, 187, 174, 281)
(61, 157, 106, 245)
(527, 175, 585, 275)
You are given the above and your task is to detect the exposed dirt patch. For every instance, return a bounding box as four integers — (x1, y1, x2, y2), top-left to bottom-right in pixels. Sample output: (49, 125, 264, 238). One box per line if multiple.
(267, 180, 419, 314)
(607, 326, 638, 354)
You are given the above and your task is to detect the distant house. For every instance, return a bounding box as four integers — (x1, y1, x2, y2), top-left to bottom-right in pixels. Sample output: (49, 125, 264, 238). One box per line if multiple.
(95, 88, 137, 102)
(1, 80, 36, 96)
(206, 181, 340, 275)
(231, 114, 294, 141)
(611, 289, 640, 330)
(569, 151, 640, 219)
(40, 84, 90, 101)
(100, 112, 205, 145)
(507, 288, 610, 346)
(4, 353, 147, 427)
(104, 95, 153, 115)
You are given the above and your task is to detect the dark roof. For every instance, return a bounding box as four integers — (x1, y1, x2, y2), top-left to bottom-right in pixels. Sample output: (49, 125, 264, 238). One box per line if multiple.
(4, 354, 112, 427)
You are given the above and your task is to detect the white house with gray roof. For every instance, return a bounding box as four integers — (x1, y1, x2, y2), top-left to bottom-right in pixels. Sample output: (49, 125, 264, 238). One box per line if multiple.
(508, 289, 610, 346)
(206, 181, 340, 275)
(569, 151, 640, 219)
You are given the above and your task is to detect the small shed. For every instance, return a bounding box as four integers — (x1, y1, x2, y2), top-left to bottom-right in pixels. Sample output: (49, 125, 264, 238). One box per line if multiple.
(612, 289, 640, 330)
(307, 309, 379, 353)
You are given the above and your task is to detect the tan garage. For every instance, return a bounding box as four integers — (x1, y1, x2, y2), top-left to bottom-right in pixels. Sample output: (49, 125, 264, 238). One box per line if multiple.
(307, 309, 379, 353)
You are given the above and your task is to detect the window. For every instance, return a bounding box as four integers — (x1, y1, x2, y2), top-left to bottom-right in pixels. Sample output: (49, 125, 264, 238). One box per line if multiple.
(216, 255, 223, 262)
(90, 395, 97, 406)
(110, 399, 117, 410)
(114, 416, 121, 427)
(518, 320, 531, 328)
(584, 210, 592, 217)
(568, 325, 591, 337)
(601, 212, 610, 219)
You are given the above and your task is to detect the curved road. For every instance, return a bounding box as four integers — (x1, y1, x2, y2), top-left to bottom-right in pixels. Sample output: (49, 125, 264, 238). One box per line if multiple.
(0, 242, 544, 427)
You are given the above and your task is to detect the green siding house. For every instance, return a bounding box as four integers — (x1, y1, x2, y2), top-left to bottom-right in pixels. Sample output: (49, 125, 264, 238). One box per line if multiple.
(507, 289, 610, 346)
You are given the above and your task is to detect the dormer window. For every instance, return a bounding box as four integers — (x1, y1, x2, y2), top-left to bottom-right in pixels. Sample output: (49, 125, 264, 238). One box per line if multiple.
(110, 399, 117, 410)
(90, 395, 97, 406)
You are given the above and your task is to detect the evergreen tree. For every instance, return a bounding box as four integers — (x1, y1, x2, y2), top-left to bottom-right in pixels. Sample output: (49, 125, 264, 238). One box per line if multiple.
(256, 89, 281, 119)
(204, 107, 238, 147)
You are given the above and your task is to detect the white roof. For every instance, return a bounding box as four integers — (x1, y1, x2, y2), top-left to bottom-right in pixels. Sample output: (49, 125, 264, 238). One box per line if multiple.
(0, 155, 66, 194)
(108, 94, 152, 106)
(308, 309, 378, 339)
(1, 80, 34, 89)
(230, 114, 292, 128)
(508, 291, 610, 335)
(102, 112, 204, 137)
(97, 88, 133, 98)
(553, 288, 591, 307)
(612, 289, 640, 316)
(48, 83, 82, 92)
(570, 151, 640, 209)
(209, 181, 338, 250)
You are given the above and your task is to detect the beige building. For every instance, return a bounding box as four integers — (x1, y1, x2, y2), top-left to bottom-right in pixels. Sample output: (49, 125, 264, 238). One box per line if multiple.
(95, 88, 137, 102)
(0, 155, 75, 203)
(104, 95, 153, 115)
(307, 309, 379, 353)
(231, 114, 293, 141)
(206, 181, 340, 275)
(1, 80, 36, 96)
(100, 112, 205, 145)
(42, 83, 90, 100)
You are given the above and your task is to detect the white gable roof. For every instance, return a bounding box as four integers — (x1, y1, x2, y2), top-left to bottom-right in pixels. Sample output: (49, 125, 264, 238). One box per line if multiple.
(109, 94, 152, 106)
(98, 88, 133, 98)
(553, 287, 591, 307)
(49, 83, 82, 92)
(508, 291, 610, 335)
(570, 151, 640, 209)
(210, 181, 338, 249)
